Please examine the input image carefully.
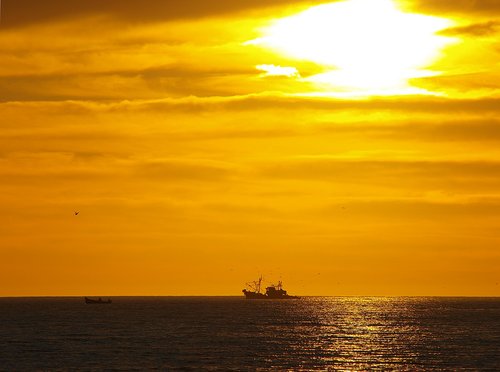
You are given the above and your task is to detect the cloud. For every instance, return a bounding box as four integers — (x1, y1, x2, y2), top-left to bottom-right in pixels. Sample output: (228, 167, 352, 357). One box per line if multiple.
(135, 160, 234, 181)
(318, 119, 500, 142)
(1, 0, 330, 29)
(411, 72, 500, 97)
(132, 95, 500, 114)
(2, 94, 500, 115)
(0, 65, 258, 101)
(259, 158, 500, 192)
(401, 0, 500, 16)
(319, 198, 500, 220)
(186, 95, 500, 113)
(439, 21, 500, 37)
(2, 1, 499, 103)
(1, 0, 500, 297)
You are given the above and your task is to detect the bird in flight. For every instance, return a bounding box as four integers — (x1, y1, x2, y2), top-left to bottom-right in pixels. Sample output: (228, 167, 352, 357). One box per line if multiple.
(74, 211, 80, 216)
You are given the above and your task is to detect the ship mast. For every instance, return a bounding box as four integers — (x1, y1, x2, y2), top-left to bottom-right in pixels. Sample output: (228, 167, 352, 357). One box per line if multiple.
(257, 275, 262, 293)
(245, 275, 264, 293)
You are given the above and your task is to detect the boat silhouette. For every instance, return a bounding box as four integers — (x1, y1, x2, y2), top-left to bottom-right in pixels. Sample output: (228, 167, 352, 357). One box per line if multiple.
(84, 297, 112, 304)
(242, 276, 299, 299)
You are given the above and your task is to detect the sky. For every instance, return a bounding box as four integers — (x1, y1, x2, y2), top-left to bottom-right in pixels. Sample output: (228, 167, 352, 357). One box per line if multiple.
(0, 0, 499, 296)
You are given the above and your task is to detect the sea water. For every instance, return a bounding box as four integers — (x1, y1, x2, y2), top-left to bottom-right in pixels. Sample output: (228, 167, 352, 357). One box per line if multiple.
(0, 297, 499, 370)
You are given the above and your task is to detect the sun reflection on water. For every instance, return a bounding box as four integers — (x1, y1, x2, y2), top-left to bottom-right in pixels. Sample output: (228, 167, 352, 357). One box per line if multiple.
(246, 296, 498, 370)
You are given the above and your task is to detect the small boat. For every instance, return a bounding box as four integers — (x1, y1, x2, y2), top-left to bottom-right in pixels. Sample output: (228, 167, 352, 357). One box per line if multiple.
(242, 276, 299, 299)
(85, 297, 112, 304)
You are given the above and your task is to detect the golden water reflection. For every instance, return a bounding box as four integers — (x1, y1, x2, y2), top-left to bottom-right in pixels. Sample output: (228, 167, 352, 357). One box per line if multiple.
(251, 297, 498, 370)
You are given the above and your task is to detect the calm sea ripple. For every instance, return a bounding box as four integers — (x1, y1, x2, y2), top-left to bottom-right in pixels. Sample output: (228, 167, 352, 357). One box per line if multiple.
(0, 297, 499, 370)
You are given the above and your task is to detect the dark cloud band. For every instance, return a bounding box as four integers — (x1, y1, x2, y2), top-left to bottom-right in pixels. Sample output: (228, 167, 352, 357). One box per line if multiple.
(0, 0, 328, 28)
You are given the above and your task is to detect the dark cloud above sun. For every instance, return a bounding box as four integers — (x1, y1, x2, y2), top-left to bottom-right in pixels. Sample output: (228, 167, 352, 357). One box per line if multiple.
(0, 0, 328, 28)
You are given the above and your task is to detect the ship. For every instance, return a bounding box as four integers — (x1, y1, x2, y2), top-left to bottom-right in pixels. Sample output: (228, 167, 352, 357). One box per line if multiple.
(242, 276, 299, 299)
(85, 297, 112, 304)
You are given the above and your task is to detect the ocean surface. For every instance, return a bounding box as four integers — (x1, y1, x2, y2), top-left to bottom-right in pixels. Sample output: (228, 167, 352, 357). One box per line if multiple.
(1, 297, 499, 370)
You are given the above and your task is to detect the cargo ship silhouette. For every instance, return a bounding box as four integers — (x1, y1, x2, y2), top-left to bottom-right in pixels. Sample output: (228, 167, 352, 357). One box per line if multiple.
(242, 276, 299, 299)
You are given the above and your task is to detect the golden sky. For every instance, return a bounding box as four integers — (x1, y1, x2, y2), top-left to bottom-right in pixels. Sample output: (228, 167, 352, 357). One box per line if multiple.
(1, 0, 499, 296)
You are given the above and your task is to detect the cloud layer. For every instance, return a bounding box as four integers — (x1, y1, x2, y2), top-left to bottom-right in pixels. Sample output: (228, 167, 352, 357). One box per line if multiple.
(0, 0, 499, 295)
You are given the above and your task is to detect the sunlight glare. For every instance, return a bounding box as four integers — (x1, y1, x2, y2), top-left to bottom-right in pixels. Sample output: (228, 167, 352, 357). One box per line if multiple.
(250, 0, 454, 95)
(256, 64, 300, 77)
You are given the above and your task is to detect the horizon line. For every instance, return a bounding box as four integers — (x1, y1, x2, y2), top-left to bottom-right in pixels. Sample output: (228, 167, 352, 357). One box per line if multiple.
(1, 295, 499, 299)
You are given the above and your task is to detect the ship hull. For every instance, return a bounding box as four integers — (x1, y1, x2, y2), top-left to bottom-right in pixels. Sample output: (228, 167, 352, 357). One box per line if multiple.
(242, 290, 299, 300)
(242, 278, 299, 299)
(242, 290, 267, 299)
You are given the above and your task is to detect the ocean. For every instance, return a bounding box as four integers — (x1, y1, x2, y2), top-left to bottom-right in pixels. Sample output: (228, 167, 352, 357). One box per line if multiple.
(1, 297, 499, 370)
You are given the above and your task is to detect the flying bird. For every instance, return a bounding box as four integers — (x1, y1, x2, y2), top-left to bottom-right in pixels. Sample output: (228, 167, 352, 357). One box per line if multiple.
(74, 211, 79, 216)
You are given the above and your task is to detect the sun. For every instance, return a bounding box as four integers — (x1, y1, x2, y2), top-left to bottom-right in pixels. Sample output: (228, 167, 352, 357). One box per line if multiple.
(250, 0, 454, 96)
